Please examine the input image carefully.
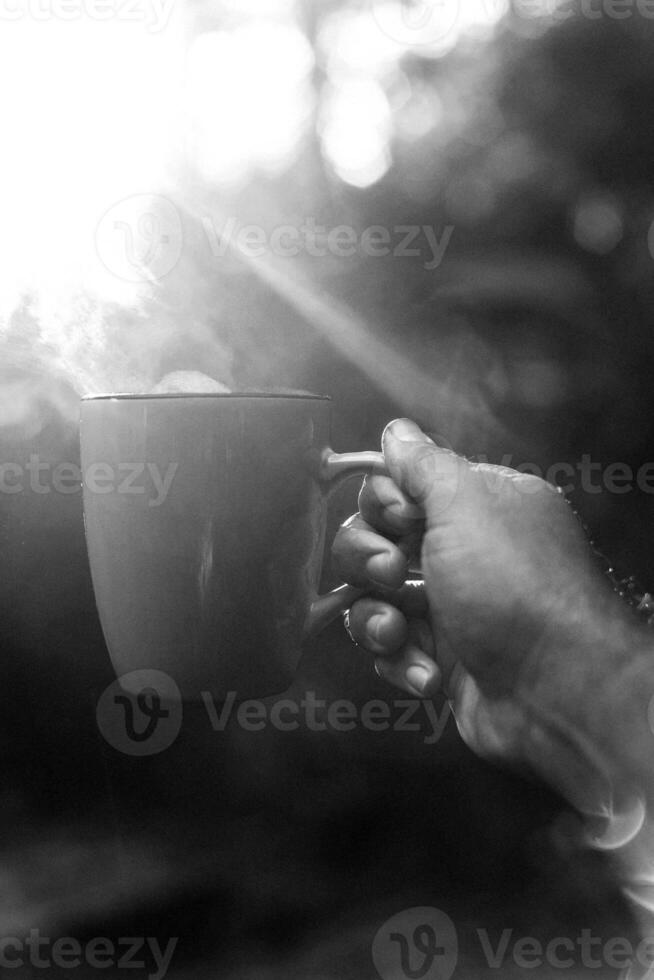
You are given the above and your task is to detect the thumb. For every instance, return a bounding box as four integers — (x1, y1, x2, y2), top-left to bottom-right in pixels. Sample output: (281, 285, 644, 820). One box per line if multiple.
(381, 419, 464, 518)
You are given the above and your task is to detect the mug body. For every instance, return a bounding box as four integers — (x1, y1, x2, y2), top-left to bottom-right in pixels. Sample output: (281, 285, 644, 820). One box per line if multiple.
(80, 393, 332, 700)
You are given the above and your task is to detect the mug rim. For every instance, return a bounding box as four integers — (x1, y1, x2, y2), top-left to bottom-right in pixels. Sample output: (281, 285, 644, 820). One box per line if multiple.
(81, 391, 331, 402)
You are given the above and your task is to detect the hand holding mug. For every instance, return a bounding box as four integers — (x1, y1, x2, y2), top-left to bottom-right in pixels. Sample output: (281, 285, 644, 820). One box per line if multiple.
(334, 419, 649, 811)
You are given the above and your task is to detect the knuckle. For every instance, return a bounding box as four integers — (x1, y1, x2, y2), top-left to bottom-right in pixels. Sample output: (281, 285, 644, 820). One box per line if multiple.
(408, 447, 463, 512)
(404, 445, 440, 498)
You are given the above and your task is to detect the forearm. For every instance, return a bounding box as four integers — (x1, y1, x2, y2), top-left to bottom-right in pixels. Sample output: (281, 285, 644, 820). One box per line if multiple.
(523, 601, 654, 812)
(518, 599, 654, 920)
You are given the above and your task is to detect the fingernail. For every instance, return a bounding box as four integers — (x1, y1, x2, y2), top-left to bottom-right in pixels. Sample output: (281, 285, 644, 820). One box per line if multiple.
(384, 499, 424, 520)
(365, 552, 396, 589)
(367, 613, 388, 643)
(405, 664, 433, 697)
(390, 419, 434, 444)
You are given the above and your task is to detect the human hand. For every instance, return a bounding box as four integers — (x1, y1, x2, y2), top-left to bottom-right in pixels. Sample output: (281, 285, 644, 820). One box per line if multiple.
(333, 419, 643, 798)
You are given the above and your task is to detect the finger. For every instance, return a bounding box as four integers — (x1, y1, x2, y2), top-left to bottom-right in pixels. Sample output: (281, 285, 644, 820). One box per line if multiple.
(375, 647, 442, 699)
(346, 585, 429, 656)
(374, 620, 441, 699)
(382, 419, 467, 518)
(332, 514, 408, 591)
(345, 597, 409, 656)
(358, 473, 424, 538)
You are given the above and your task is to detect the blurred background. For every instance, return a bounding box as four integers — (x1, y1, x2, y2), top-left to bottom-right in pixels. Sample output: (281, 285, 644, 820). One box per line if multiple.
(1, 0, 654, 975)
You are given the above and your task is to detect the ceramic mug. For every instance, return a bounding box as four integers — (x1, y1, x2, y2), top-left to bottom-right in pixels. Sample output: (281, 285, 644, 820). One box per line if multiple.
(81, 392, 386, 701)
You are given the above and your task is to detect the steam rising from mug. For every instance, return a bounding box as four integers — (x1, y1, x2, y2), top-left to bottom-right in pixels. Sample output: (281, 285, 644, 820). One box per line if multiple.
(0, 291, 235, 434)
(152, 372, 231, 395)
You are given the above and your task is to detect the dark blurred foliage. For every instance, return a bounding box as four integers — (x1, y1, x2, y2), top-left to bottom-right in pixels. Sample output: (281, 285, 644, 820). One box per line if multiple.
(3, 2, 654, 975)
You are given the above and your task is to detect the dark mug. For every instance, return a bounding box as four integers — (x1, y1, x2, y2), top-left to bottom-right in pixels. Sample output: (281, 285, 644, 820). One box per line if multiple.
(80, 392, 386, 701)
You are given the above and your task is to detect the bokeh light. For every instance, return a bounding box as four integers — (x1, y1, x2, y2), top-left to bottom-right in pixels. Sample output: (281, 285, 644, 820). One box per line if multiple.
(318, 7, 401, 77)
(0, 0, 531, 322)
(320, 78, 393, 188)
(185, 22, 314, 186)
(369, 0, 508, 57)
(573, 192, 624, 256)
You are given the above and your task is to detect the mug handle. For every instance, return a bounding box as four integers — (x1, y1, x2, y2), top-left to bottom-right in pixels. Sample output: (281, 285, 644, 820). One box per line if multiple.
(303, 449, 388, 638)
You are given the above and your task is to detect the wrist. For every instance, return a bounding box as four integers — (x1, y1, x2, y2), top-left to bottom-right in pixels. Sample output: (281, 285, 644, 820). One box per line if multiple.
(516, 595, 654, 817)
